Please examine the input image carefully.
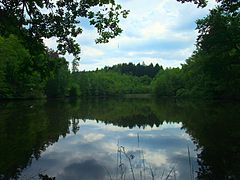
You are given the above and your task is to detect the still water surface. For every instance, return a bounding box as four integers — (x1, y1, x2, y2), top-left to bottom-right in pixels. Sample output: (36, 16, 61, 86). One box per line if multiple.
(0, 98, 239, 180)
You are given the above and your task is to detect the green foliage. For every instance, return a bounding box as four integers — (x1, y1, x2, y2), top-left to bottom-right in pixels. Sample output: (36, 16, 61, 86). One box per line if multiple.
(0, 35, 45, 98)
(176, 0, 207, 8)
(152, 68, 183, 97)
(74, 70, 151, 96)
(0, 35, 73, 99)
(180, 8, 240, 99)
(177, 0, 240, 13)
(45, 57, 71, 98)
(69, 84, 80, 97)
(0, 0, 129, 99)
(0, 0, 239, 100)
(152, 6, 240, 100)
(105, 62, 163, 78)
(0, 0, 129, 59)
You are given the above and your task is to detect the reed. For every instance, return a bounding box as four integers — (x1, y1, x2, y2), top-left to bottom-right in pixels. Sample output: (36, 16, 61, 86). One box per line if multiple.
(121, 146, 136, 180)
(187, 145, 194, 180)
(114, 135, 197, 180)
(160, 168, 165, 180)
(103, 166, 113, 180)
(165, 167, 174, 180)
(149, 165, 155, 180)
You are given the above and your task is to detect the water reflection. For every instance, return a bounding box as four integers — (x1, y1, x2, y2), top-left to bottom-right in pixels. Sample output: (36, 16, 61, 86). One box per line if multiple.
(0, 98, 239, 179)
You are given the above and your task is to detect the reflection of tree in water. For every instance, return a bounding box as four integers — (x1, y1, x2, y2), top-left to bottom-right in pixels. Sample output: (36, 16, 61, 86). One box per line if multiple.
(64, 98, 240, 179)
(180, 102, 240, 180)
(70, 98, 167, 128)
(71, 118, 80, 135)
(0, 99, 239, 179)
(0, 101, 71, 179)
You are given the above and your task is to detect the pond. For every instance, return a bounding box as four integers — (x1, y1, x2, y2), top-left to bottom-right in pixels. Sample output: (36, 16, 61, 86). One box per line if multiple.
(0, 98, 239, 180)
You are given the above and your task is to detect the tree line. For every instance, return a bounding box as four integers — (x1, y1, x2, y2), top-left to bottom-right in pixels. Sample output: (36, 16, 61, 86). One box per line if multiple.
(0, 0, 239, 100)
(104, 62, 163, 78)
(69, 62, 163, 97)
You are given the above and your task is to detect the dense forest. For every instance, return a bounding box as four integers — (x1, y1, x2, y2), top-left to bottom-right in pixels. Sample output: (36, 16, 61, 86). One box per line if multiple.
(71, 63, 162, 97)
(0, 0, 239, 100)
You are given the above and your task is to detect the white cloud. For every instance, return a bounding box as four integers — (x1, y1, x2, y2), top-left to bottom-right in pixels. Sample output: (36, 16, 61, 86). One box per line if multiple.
(81, 46, 105, 58)
(141, 22, 167, 38)
(43, 0, 217, 71)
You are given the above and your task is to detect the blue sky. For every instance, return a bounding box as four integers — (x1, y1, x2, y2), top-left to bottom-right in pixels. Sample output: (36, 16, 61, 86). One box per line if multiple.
(44, 0, 216, 71)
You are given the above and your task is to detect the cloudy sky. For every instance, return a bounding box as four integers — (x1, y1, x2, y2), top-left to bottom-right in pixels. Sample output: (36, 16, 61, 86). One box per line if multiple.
(21, 120, 197, 180)
(45, 0, 216, 71)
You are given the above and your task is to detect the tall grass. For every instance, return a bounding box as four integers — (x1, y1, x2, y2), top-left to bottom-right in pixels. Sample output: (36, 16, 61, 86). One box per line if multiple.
(188, 145, 194, 180)
(114, 135, 196, 180)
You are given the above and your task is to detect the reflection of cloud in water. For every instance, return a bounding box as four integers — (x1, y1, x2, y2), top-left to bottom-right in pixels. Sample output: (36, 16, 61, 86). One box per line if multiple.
(120, 129, 192, 153)
(57, 159, 106, 180)
(83, 133, 105, 142)
(144, 149, 167, 166)
(100, 142, 117, 152)
(168, 154, 198, 180)
(20, 120, 198, 180)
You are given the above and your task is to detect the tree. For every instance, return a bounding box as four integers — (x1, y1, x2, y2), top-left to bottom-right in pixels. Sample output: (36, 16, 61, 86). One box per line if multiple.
(180, 7, 240, 99)
(0, 35, 46, 98)
(45, 54, 71, 98)
(106, 62, 162, 78)
(0, 0, 129, 59)
(152, 68, 183, 97)
(177, 0, 240, 13)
